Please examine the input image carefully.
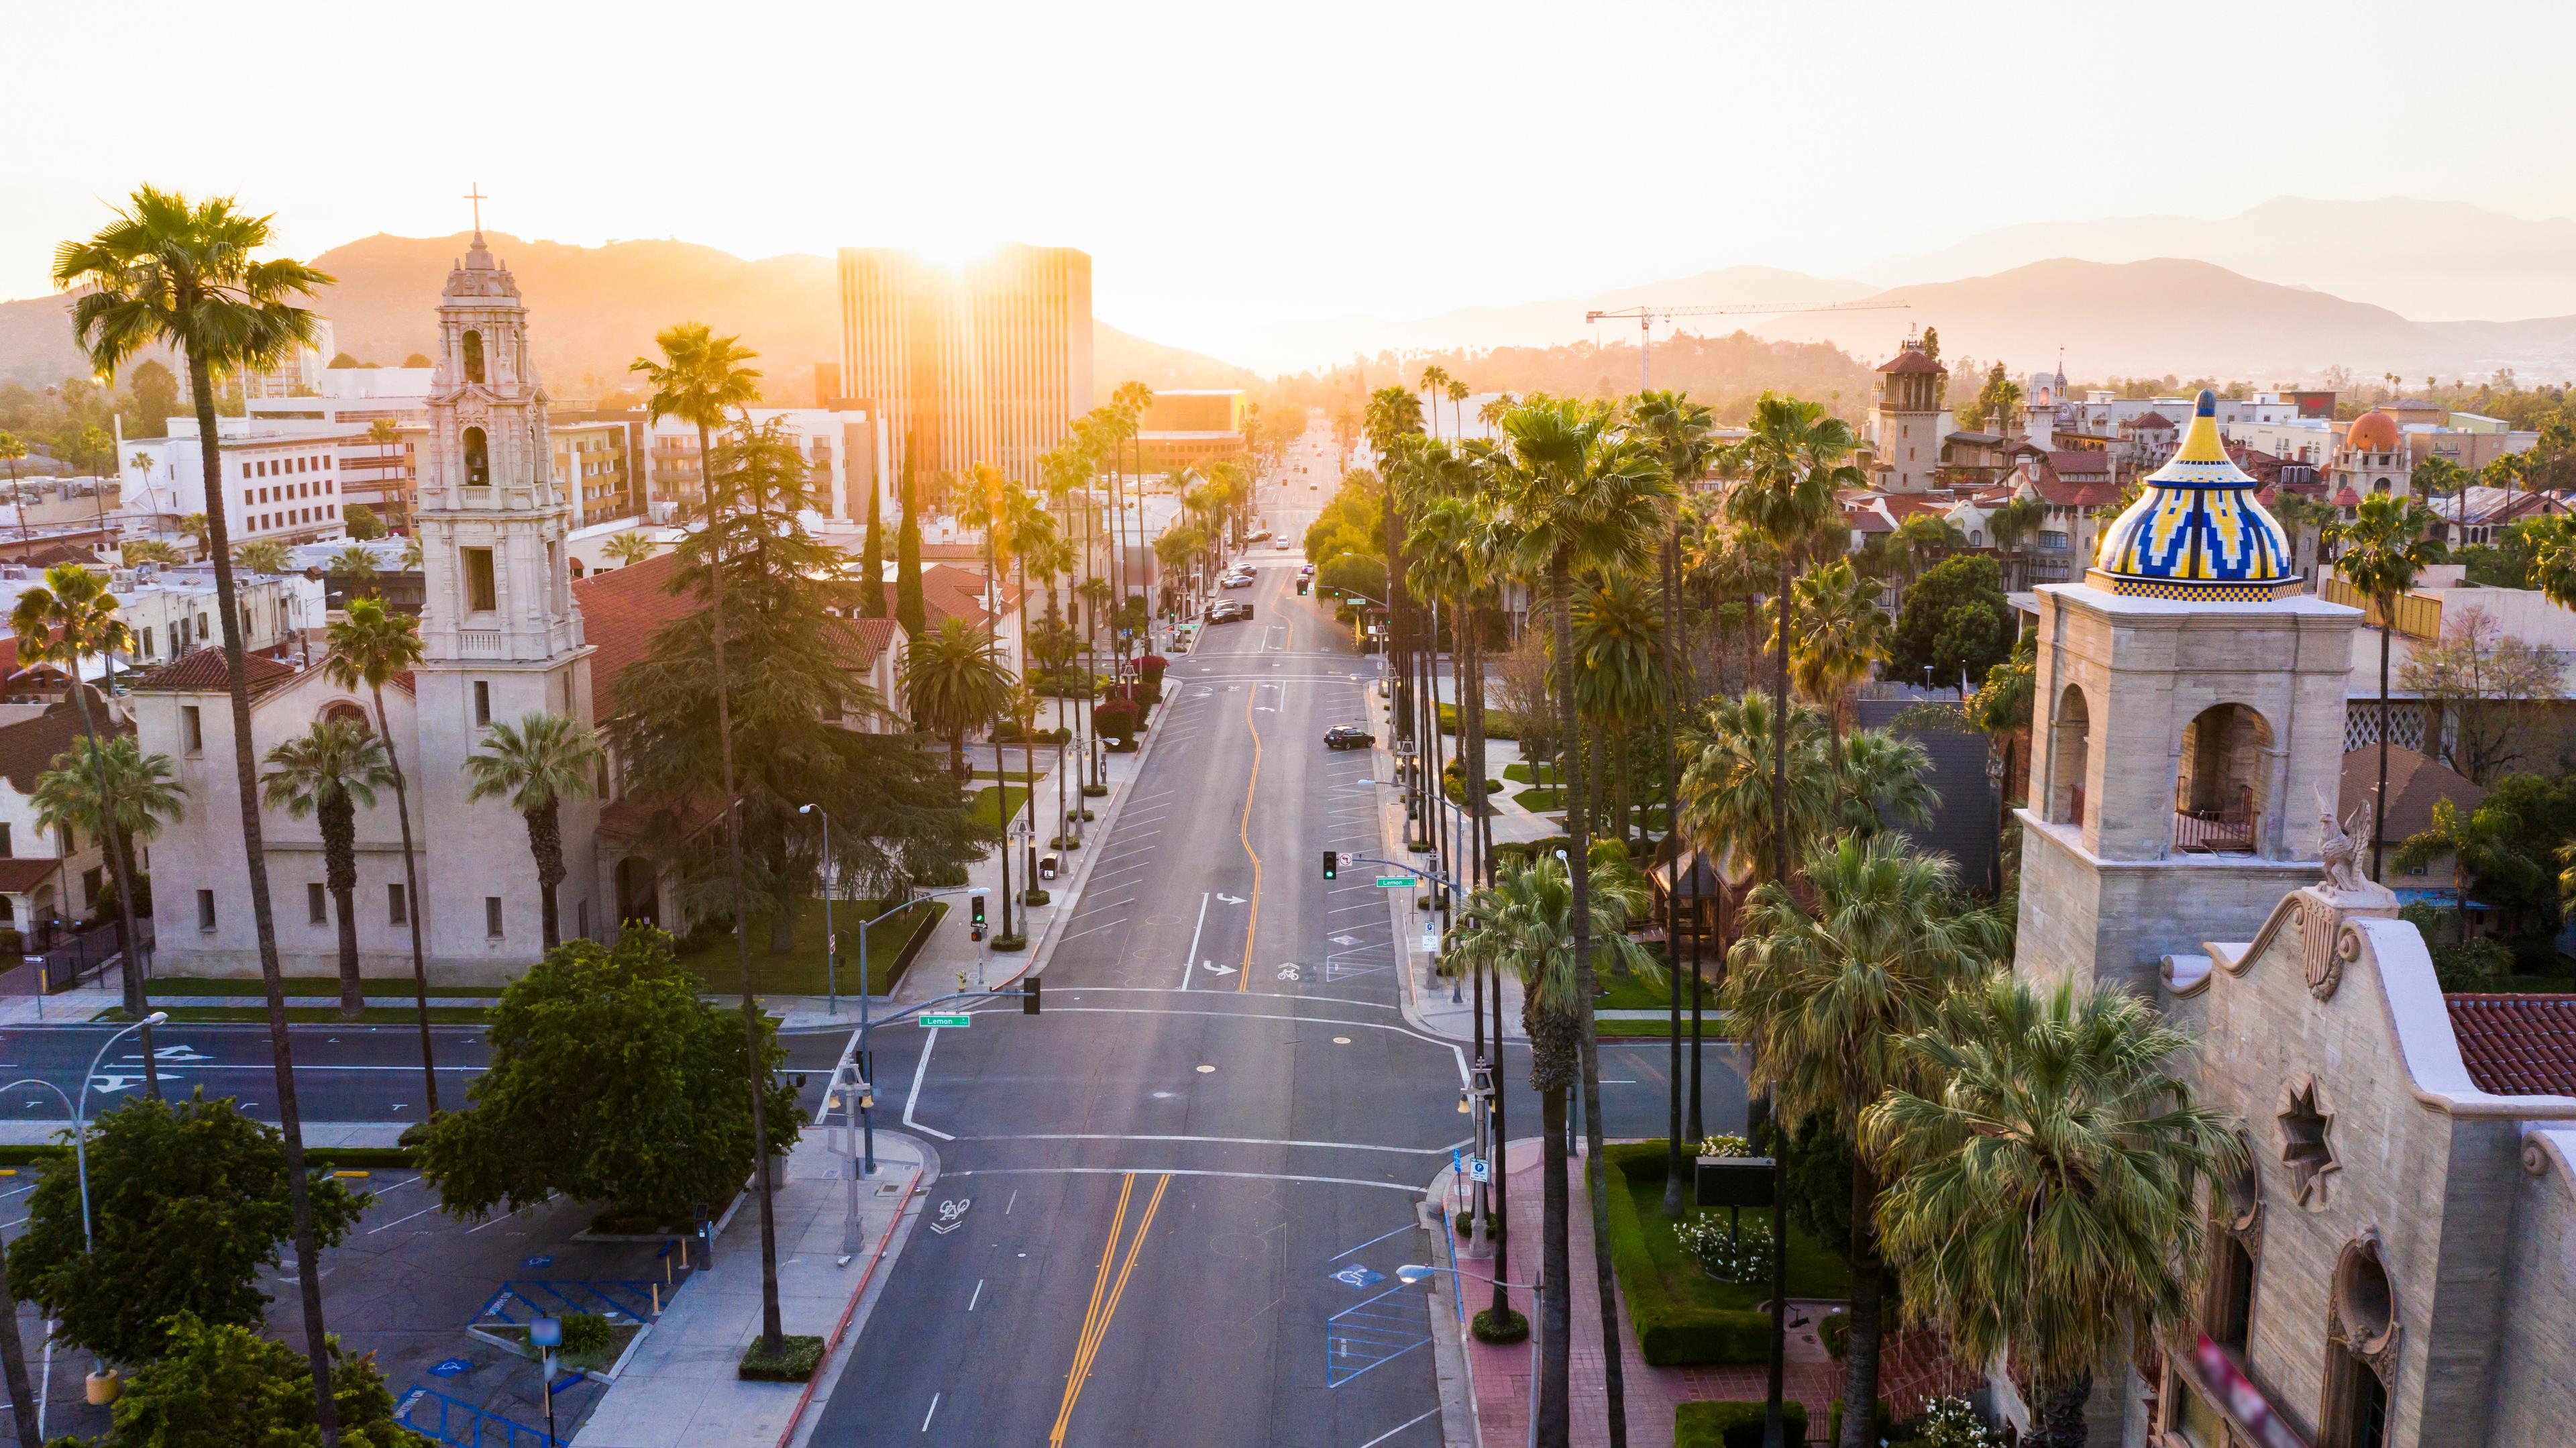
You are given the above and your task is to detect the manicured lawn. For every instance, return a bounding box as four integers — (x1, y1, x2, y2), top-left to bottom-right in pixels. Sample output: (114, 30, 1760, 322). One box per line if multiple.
(967, 784, 1034, 837)
(146, 976, 498, 999)
(1617, 1152, 1847, 1309)
(99, 1004, 496, 1025)
(671, 897, 947, 996)
(1596, 970, 1673, 1011)
(1513, 786, 1566, 813)
(1597, 1017, 1731, 1038)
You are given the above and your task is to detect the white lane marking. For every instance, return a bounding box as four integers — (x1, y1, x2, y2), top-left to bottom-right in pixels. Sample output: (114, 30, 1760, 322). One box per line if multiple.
(947, 1166, 1421, 1194)
(969, 1133, 1460, 1156)
(1181, 892, 1210, 992)
(922, 1392, 941, 1433)
(1356, 1408, 1442, 1448)
(1039, 1006, 1469, 1090)
(1065, 897, 1136, 921)
(968, 1280, 983, 1311)
(904, 1029, 954, 1141)
(1055, 920, 1126, 945)
(366, 1200, 447, 1235)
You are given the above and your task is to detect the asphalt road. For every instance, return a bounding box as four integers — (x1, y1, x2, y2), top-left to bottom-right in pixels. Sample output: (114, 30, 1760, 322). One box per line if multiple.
(810, 468, 1749, 1448)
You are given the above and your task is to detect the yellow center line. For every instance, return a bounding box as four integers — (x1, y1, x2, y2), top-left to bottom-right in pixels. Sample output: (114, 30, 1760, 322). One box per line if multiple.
(1047, 1173, 1171, 1446)
(1238, 636, 1264, 990)
(1049, 1173, 1136, 1446)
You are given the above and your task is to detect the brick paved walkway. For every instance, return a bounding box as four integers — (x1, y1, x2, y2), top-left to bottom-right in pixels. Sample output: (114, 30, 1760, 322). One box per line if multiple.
(1451, 1139, 1972, 1447)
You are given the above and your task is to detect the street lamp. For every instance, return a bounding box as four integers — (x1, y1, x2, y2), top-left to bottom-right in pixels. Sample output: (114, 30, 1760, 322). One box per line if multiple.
(798, 804, 839, 1014)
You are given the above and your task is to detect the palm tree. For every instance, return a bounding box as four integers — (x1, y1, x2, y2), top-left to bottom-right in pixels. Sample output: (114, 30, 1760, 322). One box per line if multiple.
(602, 531, 657, 568)
(1786, 558, 1890, 747)
(323, 597, 437, 1108)
(1498, 394, 1668, 1448)
(464, 712, 604, 952)
(1834, 729, 1938, 839)
(327, 545, 378, 580)
(52, 189, 343, 1436)
(1725, 832, 2006, 1448)
(1677, 693, 1837, 890)
(1110, 382, 1156, 638)
(1986, 495, 2045, 591)
(2329, 492, 2445, 878)
(119, 539, 184, 567)
(1865, 974, 2244, 1448)
(260, 718, 394, 1019)
(233, 539, 290, 576)
(29, 731, 184, 1021)
(174, 511, 208, 555)
(904, 617, 1012, 778)
(10, 564, 158, 1070)
(1450, 850, 1662, 1440)
(630, 323, 791, 1355)
(1570, 570, 1662, 845)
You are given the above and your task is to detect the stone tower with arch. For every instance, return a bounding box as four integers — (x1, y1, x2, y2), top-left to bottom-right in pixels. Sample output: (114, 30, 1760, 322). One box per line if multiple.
(2017, 390, 2363, 994)
(411, 213, 600, 962)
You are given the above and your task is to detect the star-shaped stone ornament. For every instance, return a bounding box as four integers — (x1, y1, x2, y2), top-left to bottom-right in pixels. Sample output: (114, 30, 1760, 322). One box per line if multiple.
(2278, 1078, 2336, 1205)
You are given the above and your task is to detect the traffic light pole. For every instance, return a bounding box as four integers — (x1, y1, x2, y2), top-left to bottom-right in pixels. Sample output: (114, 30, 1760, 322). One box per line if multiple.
(831, 980, 1042, 1179)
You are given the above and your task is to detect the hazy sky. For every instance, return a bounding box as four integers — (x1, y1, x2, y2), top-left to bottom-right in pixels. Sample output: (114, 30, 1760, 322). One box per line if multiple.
(11, 0, 2574, 359)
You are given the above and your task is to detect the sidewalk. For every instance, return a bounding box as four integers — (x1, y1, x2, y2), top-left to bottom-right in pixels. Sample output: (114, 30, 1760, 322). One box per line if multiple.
(1429, 1138, 1973, 1448)
(570, 1127, 933, 1448)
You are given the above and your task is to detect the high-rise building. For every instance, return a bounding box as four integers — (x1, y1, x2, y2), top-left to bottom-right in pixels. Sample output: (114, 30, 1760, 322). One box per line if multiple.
(837, 246, 1093, 489)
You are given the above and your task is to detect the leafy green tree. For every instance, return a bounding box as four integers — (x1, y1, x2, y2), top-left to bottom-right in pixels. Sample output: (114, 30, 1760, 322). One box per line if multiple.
(323, 598, 435, 1102)
(32, 736, 184, 923)
(8, 1094, 367, 1364)
(1724, 833, 2006, 1448)
(466, 712, 604, 952)
(339, 505, 384, 541)
(1886, 553, 2012, 690)
(602, 530, 657, 568)
(1982, 495, 2045, 590)
(417, 929, 799, 1228)
(126, 360, 180, 439)
(100, 1313, 402, 1448)
(261, 718, 394, 1019)
(1866, 975, 2242, 1448)
(2330, 493, 2446, 876)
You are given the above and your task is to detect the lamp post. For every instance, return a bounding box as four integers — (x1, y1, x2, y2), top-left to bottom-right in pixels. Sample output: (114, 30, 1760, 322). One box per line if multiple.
(798, 804, 838, 1014)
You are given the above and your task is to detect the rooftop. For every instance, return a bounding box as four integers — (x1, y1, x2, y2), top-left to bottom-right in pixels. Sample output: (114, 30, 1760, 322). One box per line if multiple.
(2445, 995, 2576, 1096)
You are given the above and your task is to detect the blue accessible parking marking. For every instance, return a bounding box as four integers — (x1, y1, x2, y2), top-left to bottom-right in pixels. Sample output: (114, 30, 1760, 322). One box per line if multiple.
(522, 1255, 554, 1270)
(1329, 1265, 1385, 1290)
(427, 1358, 473, 1379)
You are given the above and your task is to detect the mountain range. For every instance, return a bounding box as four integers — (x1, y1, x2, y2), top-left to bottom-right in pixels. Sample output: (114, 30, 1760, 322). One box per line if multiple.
(0, 231, 1259, 399)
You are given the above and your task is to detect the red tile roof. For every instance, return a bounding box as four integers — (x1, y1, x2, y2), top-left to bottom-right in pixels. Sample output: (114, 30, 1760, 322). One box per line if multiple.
(2025, 466, 2123, 509)
(2123, 411, 2175, 430)
(0, 700, 127, 794)
(0, 858, 64, 894)
(130, 648, 300, 700)
(1877, 349, 1945, 375)
(574, 553, 905, 721)
(2444, 995, 2576, 1096)
(2048, 450, 2112, 479)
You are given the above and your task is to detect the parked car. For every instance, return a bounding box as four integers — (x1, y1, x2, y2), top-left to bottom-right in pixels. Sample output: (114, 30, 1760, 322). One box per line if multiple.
(1221, 572, 1256, 589)
(1323, 725, 1373, 750)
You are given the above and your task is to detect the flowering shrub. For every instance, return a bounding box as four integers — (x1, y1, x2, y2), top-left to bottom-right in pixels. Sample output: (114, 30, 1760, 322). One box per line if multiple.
(1697, 1134, 1751, 1158)
(1672, 1213, 1772, 1284)
(1911, 1395, 2000, 1448)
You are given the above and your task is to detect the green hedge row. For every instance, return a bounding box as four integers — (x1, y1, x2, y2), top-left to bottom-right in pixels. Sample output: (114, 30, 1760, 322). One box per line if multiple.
(1436, 703, 1520, 741)
(1593, 1141, 1772, 1365)
(1675, 1400, 1807, 1448)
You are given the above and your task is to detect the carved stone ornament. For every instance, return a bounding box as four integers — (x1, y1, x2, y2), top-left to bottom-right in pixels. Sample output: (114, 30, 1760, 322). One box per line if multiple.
(2326, 1231, 2402, 1381)
(2278, 1076, 2337, 1207)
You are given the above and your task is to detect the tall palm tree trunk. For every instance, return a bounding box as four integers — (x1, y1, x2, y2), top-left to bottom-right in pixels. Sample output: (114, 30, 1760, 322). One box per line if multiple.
(1838, 1155, 1889, 1448)
(697, 415, 786, 1353)
(1760, 550, 1794, 1448)
(60, 684, 157, 1096)
(1550, 560, 1627, 1448)
(2373, 619, 2392, 879)
(527, 802, 564, 952)
(1536, 1081, 1572, 1447)
(371, 683, 439, 1113)
(321, 792, 363, 1019)
(188, 354, 341, 1445)
(1661, 527, 1686, 1216)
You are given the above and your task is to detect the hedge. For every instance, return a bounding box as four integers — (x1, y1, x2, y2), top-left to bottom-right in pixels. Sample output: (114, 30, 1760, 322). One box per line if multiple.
(1675, 1400, 1807, 1448)
(1593, 1141, 1773, 1365)
(1436, 702, 1520, 741)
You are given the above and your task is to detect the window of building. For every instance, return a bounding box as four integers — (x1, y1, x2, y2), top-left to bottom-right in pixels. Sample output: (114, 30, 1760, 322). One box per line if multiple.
(462, 329, 486, 384)
(464, 548, 498, 611)
(197, 888, 217, 931)
(464, 427, 490, 487)
(181, 705, 204, 754)
(474, 680, 492, 727)
(308, 882, 327, 925)
(485, 896, 504, 938)
(1, 823, 13, 857)
(388, 882, 407, 926)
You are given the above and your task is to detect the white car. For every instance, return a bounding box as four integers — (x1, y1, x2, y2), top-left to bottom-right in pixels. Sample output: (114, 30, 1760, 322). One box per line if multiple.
(1220, 572, 1256, 589)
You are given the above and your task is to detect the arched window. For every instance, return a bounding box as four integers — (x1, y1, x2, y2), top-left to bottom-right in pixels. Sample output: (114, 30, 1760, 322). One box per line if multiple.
(321, 701, 372, 734)
(2049, 684, 2090, 827)
(2174, 703, 2273, 854)
(463, 427, 490, 487)
(462, 329, 486, 384)
(2322, 1237, 2396, 1448)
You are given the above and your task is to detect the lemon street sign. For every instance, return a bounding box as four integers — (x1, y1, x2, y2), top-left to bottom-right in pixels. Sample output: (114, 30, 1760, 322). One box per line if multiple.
(1374, 876, 1412, 888)
(919, 1015, 972, 1029)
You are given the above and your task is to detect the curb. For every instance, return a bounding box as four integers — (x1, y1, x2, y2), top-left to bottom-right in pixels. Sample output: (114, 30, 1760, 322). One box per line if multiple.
(779, 1132, 934, 1448)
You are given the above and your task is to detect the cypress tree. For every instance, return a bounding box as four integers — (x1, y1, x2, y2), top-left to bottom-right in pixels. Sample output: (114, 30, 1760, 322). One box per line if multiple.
(895, 435, 927, 639)
(858, 454, 886, 618)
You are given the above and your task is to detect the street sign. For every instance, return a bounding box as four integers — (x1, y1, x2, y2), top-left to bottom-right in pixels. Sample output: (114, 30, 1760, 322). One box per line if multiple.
(918, 1015, 972, 1029)
(1469, 1157, 1491, 1183)
(1373, 876, 1411, 888)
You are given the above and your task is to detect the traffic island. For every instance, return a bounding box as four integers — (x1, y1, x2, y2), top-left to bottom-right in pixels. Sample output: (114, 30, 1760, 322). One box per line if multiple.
(736, 1335, 825, 1382)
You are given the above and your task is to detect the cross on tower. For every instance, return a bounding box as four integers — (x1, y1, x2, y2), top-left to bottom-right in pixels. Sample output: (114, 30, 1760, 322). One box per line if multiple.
(464, 183, 487, 235)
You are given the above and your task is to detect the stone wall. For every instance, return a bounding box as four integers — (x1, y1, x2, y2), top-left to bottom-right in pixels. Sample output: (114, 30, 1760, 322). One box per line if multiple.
(2485, 1131, 2576, 1446)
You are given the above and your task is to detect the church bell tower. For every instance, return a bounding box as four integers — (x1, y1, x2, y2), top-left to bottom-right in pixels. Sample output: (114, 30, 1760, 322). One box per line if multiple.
(411, 196, 600, 970)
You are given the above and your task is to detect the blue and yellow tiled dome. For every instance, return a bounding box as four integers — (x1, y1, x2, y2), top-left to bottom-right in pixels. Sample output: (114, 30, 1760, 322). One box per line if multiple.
(2091, 390, 2295, 601)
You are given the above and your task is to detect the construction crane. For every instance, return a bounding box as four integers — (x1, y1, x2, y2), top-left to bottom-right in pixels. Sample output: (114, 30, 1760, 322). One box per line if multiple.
(1582, 299, 1913, 390)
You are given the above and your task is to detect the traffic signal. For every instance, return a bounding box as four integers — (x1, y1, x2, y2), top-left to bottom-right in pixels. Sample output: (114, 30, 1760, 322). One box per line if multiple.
(1322, 851, 1338, 881)
(1296, 578, 1309, 595)
(969, 893, 987, 941)
(1023, 976, 1042, 1015)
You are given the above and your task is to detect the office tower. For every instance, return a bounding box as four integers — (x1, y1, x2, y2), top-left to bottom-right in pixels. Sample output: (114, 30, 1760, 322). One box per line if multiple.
(837, 245, 1093, 488)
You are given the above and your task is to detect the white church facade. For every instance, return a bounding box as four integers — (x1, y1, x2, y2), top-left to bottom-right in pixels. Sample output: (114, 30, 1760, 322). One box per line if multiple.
(2013, 393, 2576, 1448)
(135, 227, 604, 982)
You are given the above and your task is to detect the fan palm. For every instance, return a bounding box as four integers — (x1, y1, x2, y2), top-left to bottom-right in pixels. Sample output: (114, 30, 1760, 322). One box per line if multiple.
(11, 564, 158, 1065)
(1985, 496, 2045, 591)
(262, 718, 394, 1019)
(1786, 558, 1890, 746)
(1570, 569, 1664, 845)
(231, 539, 291, 576)
(1677, 692, 1836, 890)
(28, 733, 184, 1011)
(464, 712, 604, 953)
(119, 539, 184, 567)
(327, 545, 378, 580)
(602, 531, 657, 568)
(323, 597, 437, 1108)
(1864, 974, 2245, 1448)
(1498, 393, 1668, 1448)
(53, 186, 343, 1437)
(1835, 728, 1938, 839)
(1725, 832, 2007, 1448)
(632, 322, 790, 1353)
(2328, 492, 2445, 877)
